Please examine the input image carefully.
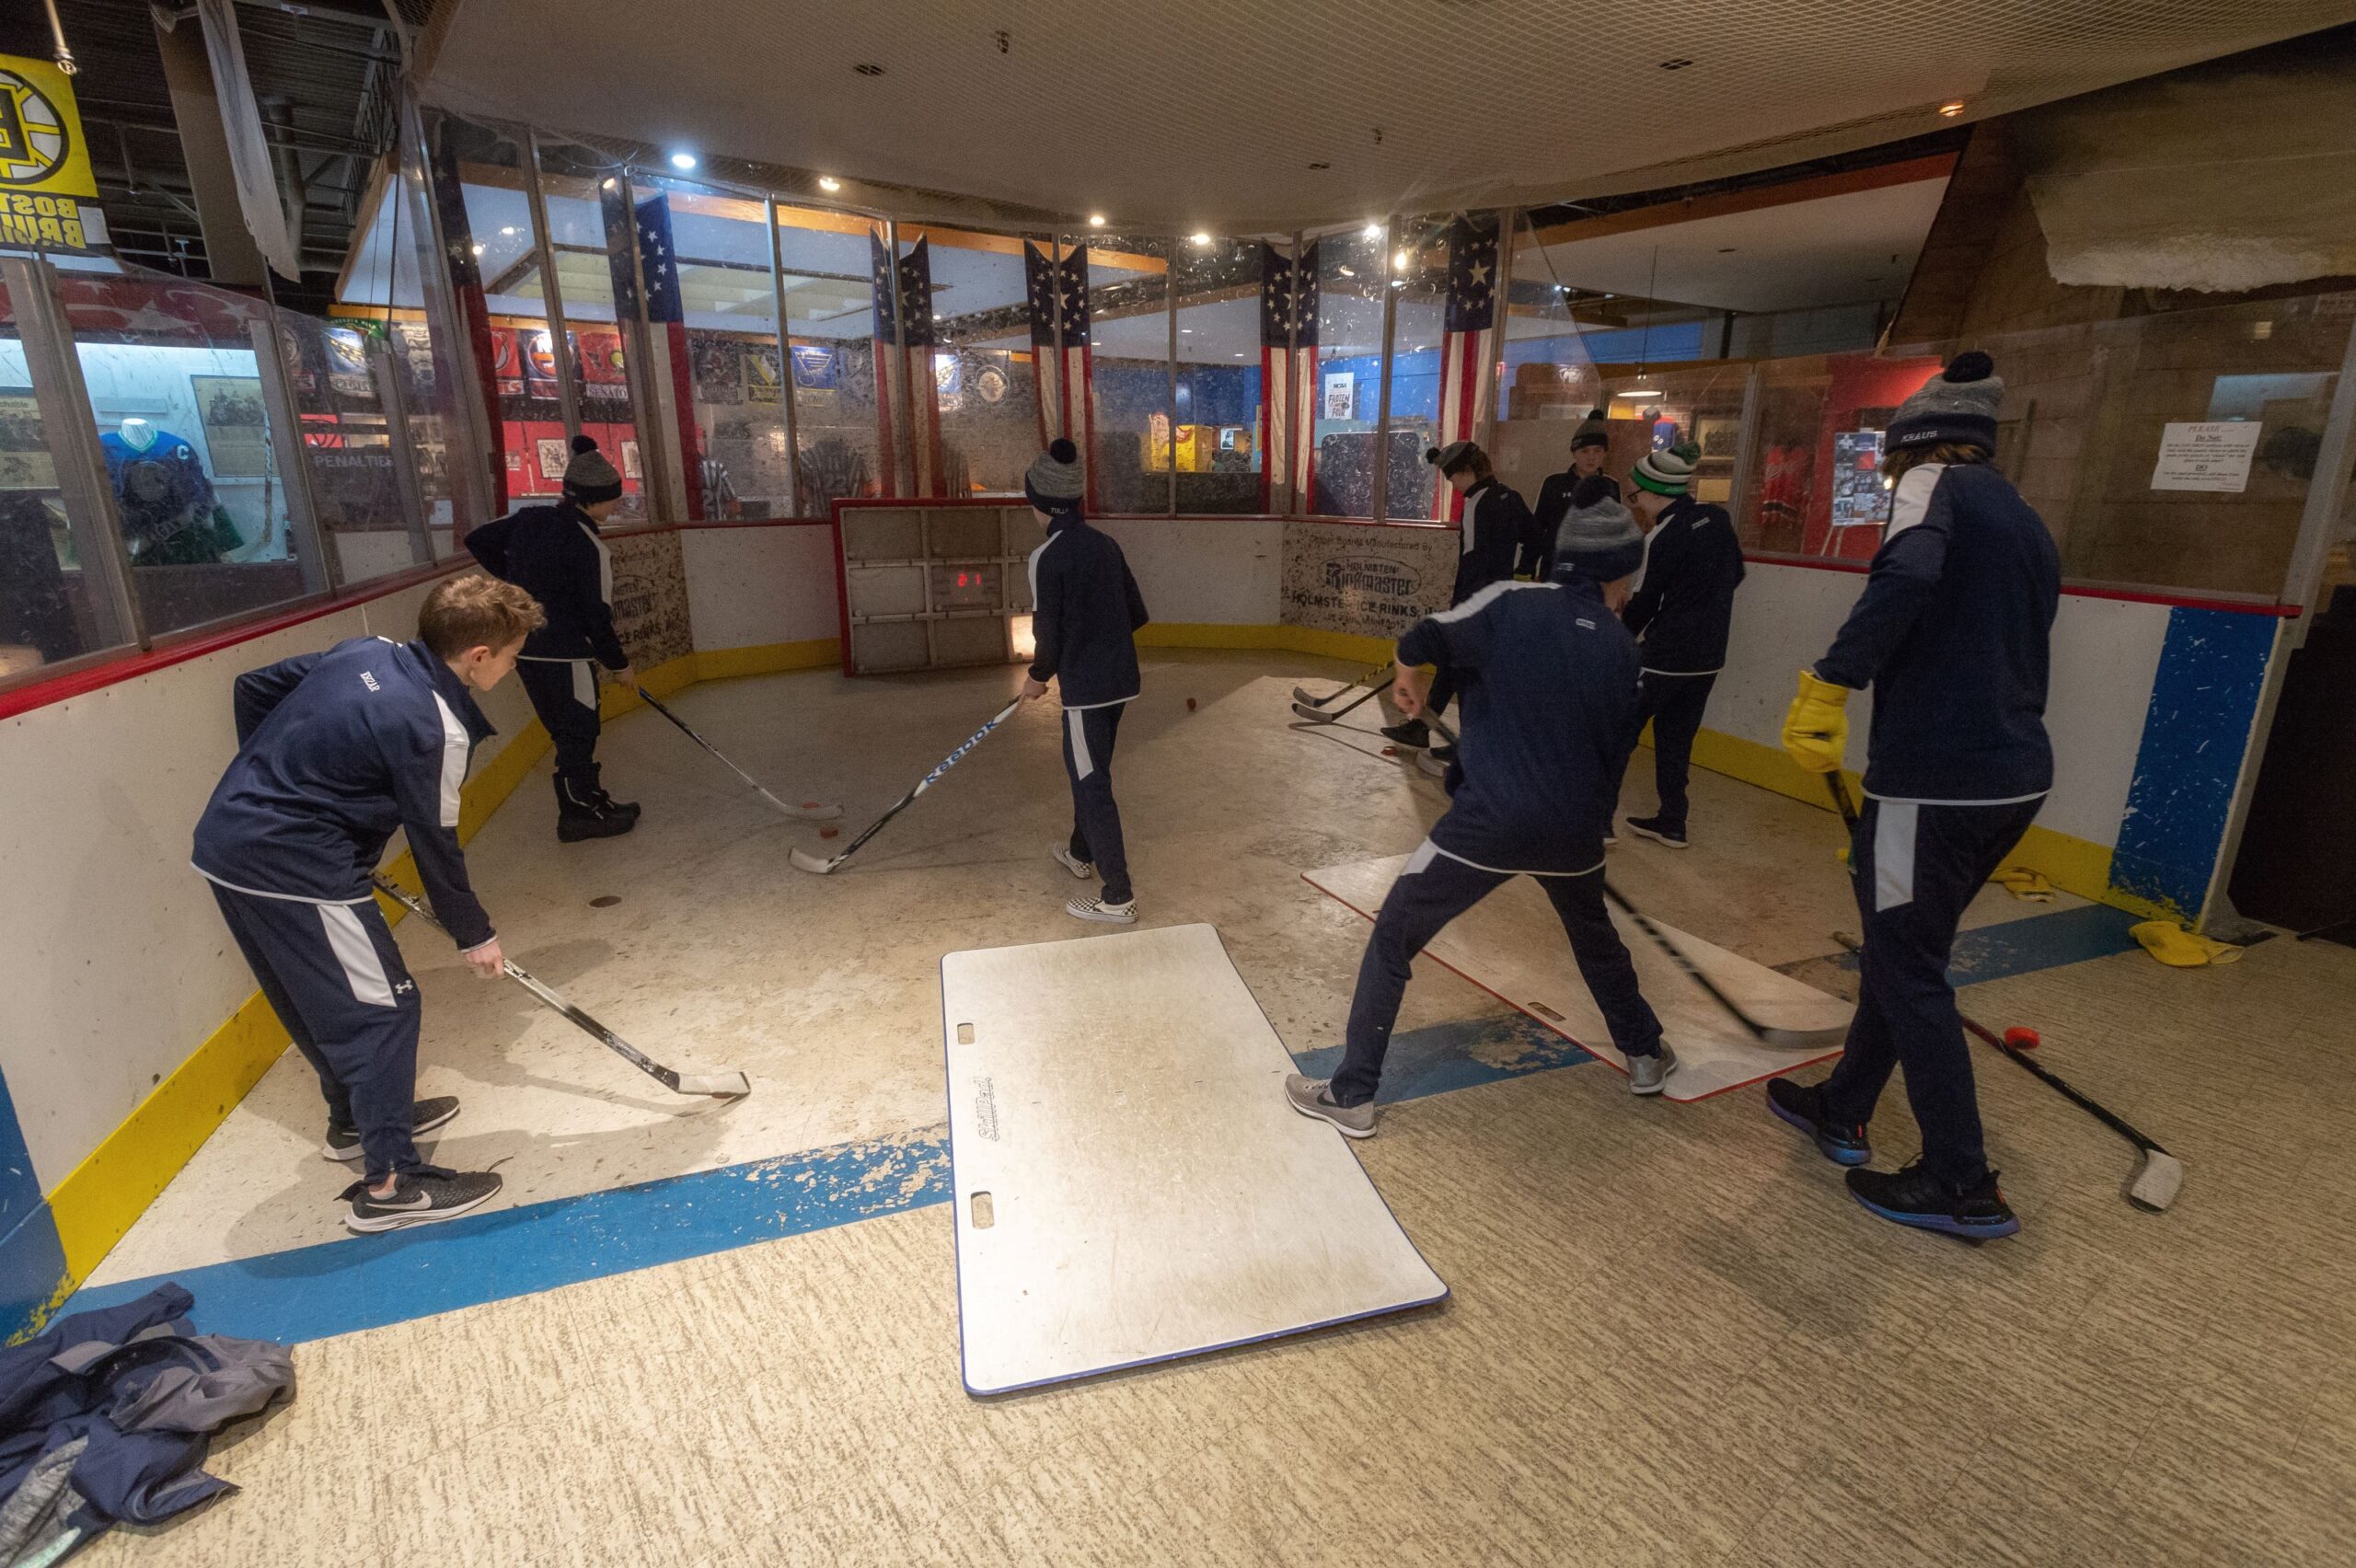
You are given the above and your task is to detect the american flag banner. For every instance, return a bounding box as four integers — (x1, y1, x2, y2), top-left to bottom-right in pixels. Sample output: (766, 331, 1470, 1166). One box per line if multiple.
(1433, 214, 1501, 520)
(1024, 242, 1096, 505)
(1256, 241, 1317, 514)
(634, 193, 704, 518)
(868, 232, 935, 498)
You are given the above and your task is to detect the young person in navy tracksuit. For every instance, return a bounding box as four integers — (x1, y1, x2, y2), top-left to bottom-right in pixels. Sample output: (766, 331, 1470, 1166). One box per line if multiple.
(1523, 409, 1619, 582)
(193, 574, 544, 1232)
(465, 436, 640, 842)
(1288, 480, 1675, 1135)
(1382, 440, 1532, 767)
(1020, 440, 1152, 924)
(1619, 444, 1746, 848)
(1771, 352, 2058, 1240)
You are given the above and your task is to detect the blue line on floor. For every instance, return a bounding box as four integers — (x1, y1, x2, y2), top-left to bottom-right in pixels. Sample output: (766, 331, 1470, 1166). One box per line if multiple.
(1815, 903, 2145, 986)
(61, 1015, 1585, 1346)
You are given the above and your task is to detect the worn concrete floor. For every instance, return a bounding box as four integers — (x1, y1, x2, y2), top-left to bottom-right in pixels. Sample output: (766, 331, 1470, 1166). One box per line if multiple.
(77, 651, 2354, 1567)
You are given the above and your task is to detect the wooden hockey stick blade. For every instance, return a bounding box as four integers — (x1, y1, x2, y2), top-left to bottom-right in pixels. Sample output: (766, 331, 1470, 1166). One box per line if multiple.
(789, 847, 844, 874)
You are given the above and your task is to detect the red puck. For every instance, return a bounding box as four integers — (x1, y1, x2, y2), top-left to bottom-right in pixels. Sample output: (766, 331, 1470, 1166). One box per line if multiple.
(1381, 745, 1396, 756)
(1185, 697, 1197, 711)
(820, 827, 839, 838)
(801, 801, 823, 810)
(2004, 1026, 2040, 1050)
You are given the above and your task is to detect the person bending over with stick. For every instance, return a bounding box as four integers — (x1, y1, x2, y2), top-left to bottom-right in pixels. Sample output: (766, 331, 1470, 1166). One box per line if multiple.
(192, 574, 542, 1232)
(1288, 484, 1673, 1136)
(465, 436, 641, 843)
(1770, 352, 2058, 1240)
(1020, 439, 1151, 925)
(1383, 440, 1531, 768)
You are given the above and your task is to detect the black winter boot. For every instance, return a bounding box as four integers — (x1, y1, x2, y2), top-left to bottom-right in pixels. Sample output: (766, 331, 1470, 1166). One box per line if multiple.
(556, 771, 633, 842)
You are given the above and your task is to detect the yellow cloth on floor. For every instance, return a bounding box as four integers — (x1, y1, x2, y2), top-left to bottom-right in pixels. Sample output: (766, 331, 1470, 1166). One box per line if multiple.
(2131, 920, 2246, 967)
(1989, 866, 2055, 902)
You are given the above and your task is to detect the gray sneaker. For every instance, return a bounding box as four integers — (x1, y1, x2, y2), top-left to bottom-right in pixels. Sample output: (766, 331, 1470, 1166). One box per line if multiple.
(1051, 845, 1094, 880)
(1285, 1073, 1376, 1138)
(1626, 1043, 1680, 1096)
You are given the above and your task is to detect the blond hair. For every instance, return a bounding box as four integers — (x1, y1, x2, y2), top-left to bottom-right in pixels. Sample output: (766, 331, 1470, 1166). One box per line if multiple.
(418, 572, 545, 658)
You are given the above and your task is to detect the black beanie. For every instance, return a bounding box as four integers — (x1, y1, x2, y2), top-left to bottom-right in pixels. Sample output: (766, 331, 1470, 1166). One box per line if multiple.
(561, 434, 625, 504)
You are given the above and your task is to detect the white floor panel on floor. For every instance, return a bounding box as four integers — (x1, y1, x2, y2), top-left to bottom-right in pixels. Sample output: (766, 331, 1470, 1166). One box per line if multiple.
(941, 922, 1446, 1395)
(1305, 855, 1853, 1101)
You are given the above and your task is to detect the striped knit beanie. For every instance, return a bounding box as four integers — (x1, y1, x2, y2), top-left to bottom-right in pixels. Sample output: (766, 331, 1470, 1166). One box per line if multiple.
(1426, 440, 1481, 478)
(562, 435, 624, 505)
(1630, 443, 1697, 497)
(1551, 475, 1646, 583)
(1887, 351, 2003, 452)
(1024, 438, 1085, 513)
(1570, 408, 1609, 452)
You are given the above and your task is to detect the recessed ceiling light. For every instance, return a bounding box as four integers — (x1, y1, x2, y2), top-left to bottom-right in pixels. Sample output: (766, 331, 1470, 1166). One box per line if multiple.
(1088, 213, 1106, 227)
(1658, 57, 1693, 71)
(1362, 223, 1382, 239)
(1393, 249, 1411, 270)
(1938, 99, 1966, 117)
(1308, 162, 1330, 171)
(669, 151, 699, 170)
(470, 242, 485, 257)
(818, 176, 842, 192)
(1189, 232, 1211, 245)
(500, 225, 516, 236)
(853, 62, 884, 76)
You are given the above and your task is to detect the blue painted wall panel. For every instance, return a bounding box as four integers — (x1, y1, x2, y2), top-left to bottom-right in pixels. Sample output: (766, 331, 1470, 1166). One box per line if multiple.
(2111, 607, 2281, 914)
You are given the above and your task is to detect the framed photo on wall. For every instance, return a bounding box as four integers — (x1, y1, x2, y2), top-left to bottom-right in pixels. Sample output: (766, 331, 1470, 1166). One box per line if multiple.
(191, 375, 269, 477)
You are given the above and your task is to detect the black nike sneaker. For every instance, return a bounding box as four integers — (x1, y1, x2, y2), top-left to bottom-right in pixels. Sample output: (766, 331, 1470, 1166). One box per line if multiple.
(341, 1165, 504, 1234)
(1380, 718, 1430, 749)
(323, 1096, 462, 1162)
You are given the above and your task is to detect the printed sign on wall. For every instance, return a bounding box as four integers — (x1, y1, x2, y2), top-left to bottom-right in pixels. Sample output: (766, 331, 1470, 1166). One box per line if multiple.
(1278, 521, 1454, 639)
(0, 54, 102, 254)
(2151, 421, 2261, 492)
(606, 528, 694, 667)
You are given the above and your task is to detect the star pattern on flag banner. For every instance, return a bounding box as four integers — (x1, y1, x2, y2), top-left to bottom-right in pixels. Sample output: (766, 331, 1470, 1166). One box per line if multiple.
(1445, 214, 1498, 334)
(1026, 242, 1059, 346)
(1056, 246, 1091, 348)
(898, 240, 935, 349)
(870, 233, 900, 342)
(635, 195, 684, 324)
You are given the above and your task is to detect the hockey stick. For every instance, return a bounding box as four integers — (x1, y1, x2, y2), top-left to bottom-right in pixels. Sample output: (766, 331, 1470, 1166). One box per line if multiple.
(1415, 716, 1838, 1048)
(1824, 778, 2181, 1211)
(633, 686, 841, 820)
(1289, 680, 1389, 726)
(371, 877, 750, 1098)
(791, 697, 1022, 875)
(1290, 661, 1392, 709)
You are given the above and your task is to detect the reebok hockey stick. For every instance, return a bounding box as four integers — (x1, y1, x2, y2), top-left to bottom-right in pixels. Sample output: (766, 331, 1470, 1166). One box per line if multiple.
(1291, 661, 1392, 710)
(1824, 778, 2181, 1211)
(633, 686, 841, 820)
(371, 877, 750, 1098)
(790, 697, 1022, 875)
(1411, 717, 1839, 1048)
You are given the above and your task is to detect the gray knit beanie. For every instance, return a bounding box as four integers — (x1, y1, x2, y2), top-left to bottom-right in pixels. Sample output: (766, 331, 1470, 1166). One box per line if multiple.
(1426, 439, 1482, 478)
(1552, 476, 1646, 583)
(561, 435, 624, 505)
(1024, 438, 1085, 513)
(1570, 408, 1609, 452)
(1887, 351, 2002, 452)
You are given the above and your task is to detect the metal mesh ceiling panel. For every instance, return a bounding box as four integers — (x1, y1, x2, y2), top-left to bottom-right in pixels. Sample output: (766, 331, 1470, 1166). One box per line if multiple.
(426, 1, 2353, 228)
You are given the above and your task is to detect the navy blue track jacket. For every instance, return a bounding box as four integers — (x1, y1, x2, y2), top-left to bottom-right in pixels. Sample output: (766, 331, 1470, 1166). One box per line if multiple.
(1026, 513, 1149, 709)
(1522, 471, 1621, 582)
(464, 502, 627, 668)
(192, 637, 498, 948)
(1397, 576, 1642, 874)
(1815, 462, 2060, 802)
(1449, 478, 1531, 605)
(1623, 495, 1746, 674)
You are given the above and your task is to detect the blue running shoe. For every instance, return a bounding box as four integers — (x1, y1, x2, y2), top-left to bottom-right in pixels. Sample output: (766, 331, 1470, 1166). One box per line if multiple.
(1846, 1162, 2021, 1241)
(1766, 1078, 1870, 1167)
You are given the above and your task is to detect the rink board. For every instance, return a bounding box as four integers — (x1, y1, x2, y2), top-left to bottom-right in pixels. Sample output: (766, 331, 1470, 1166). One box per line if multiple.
(1305, 855, 1852, 1102)
(940, 922, 1447, 1396)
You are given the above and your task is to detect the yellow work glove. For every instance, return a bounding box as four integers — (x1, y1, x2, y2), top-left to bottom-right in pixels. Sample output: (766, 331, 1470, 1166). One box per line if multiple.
(1781, 669, 1851, 775)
